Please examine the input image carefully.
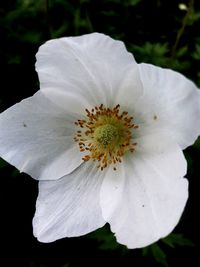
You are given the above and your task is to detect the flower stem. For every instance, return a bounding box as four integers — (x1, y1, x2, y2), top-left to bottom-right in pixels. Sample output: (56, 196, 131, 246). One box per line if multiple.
(171, 0, 194, 59)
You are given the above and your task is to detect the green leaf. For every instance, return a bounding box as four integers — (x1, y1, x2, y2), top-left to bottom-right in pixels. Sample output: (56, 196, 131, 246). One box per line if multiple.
(193, 137, 200, 150)
(87, 225, 127, 252)
(125, 0, 141, 6)
(0, 158, 8, 168)
(142, 243, 168, 267)
(188, 11, 200, 25)
(151, 244, 168, 267)
(176, 46, 188, 57)
(192, 44, 200, 60)
(51, 24, 68, 38)
(162, 233, 194, 248)
(129, 42, 169, 67)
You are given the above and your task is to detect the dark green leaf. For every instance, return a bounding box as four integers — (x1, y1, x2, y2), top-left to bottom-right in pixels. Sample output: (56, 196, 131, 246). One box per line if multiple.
(162, 233, 194, 248)
(142, 243, 168, 267)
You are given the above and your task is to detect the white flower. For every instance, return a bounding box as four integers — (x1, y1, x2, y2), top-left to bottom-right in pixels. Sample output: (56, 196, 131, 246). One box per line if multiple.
(0, 33, 200, 249)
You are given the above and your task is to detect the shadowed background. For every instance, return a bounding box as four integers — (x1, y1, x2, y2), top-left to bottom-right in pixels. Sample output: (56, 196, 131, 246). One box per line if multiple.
(0, 0, 200, 266)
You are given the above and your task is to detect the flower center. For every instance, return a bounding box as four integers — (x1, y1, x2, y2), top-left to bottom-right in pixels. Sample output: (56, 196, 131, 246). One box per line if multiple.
(94, 124, 119, 147)
(74, 104, 138, 171)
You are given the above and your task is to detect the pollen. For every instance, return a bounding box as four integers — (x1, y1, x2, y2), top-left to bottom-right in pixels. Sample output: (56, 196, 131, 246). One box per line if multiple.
(74, 104, 138, 171)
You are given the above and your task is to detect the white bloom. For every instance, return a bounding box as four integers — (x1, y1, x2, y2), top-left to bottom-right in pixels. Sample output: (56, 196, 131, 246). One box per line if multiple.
(0, 33, 200, 249)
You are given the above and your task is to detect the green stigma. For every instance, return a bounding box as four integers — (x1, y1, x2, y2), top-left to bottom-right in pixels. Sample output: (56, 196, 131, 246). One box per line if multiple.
(94, 124, 119, 147)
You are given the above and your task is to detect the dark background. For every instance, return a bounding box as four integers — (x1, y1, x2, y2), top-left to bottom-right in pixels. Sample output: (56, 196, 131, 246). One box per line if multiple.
(0, 0, 200, 266)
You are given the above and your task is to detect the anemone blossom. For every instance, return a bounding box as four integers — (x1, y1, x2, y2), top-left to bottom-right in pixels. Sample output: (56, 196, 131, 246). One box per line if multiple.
(0, 33, 200, 248)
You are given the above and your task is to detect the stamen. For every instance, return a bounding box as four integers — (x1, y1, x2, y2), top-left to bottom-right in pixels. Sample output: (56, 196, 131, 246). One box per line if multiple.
(74, 104, 138, 171)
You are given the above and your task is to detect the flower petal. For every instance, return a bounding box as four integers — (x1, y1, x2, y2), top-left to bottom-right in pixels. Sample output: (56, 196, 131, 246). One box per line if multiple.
(100, 132, 188, 248)
(138, 63, 200, 149)
(0, 91, 82, 180)
(36, 33, 143, 112)
(33, 162, 106, 242)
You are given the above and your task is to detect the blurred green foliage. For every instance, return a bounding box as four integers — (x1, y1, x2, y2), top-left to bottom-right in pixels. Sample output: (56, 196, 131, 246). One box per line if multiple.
(88, 225, 127, 252)
(0, 0, 200, 266)
(143, 234, 194, 267)
(88, 226, 195, 266)
(0, 0, 200, 88)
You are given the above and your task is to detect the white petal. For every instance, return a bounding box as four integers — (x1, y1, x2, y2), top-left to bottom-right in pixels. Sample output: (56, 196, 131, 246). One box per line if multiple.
(138, 63, 200, 149)
(33, 162, 106, 242)
(36, 33, 143, 112)
(100, 132, 188, 248)
(0, 91, 82, 180)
